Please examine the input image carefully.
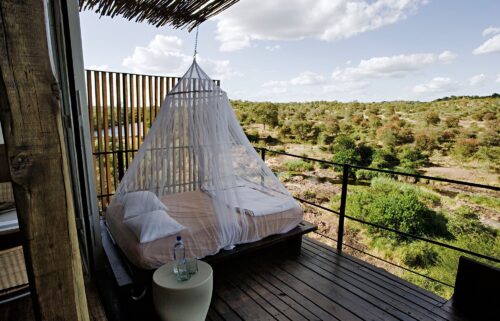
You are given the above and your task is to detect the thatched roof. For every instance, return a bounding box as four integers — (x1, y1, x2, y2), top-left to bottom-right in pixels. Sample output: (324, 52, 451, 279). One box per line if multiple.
(79, 0, 240, 30)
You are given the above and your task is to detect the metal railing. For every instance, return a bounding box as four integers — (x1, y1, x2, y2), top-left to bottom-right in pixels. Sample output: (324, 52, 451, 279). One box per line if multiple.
(255, 147, 500, 287)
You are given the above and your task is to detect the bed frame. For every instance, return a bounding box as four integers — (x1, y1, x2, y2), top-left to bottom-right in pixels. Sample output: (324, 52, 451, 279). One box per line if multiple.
(100, 219, 317, 299)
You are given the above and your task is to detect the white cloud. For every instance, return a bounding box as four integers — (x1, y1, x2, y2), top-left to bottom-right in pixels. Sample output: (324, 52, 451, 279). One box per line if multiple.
(216, 0, 427, 51)
(262, 80, 288, 94)
(496, 74, 500, 83)
(469, 73, 486, 86)
(87, 64, 109, 70)
(332, 51, 456, 81)
(413, 77, 459, 94)
(473, 34, 500, 55)
(289, 71, 327, 85)
(122, 35, 241, 80)
(482, 26, 500, 37)
(323, 81, 369, 93)
(438, 51, 457, 63)
(262, 71, 326, 94)
(265, 44, 281, 51)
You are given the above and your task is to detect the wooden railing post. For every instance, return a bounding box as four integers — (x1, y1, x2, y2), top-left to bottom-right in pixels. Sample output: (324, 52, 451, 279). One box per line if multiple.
(337, 164, 349, 253)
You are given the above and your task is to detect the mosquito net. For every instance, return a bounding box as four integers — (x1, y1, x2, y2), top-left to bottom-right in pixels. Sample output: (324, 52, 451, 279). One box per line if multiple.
(110, 60, 302, 262)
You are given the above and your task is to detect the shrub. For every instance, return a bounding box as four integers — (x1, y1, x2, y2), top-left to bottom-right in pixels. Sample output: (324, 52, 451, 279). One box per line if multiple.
(357, 143, 374, 167)
(317, 132, 335, 145)
(355, 169, 388, 180)
(438, 129, 457, 143)
(478, 129, 500, 147)
(284, 160, 314, 172)
(448, 206, 496, 238)
(397, 146, 429, 169)
(443, 115, 460, 128)
(371, 149, 399, 169)
(453, 138, 480, 159)
(348, 177, 446, 240)
(414, 131, 438, 152)
(483, 112, 496, 121)
(245, 129, 260, 143)
(365, 190, 437, 239)
(401, 242, 439, 268)
(423, 111, 440, 125)
(302, 190, 317, 200)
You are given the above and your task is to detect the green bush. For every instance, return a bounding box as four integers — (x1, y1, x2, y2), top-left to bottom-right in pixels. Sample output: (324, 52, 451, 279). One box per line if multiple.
(331, 135, 361, 176)
(355, 169, 385, 180)
(347, 177, 446, 240)
(397, 146, 429, 168)
(284, 160, 314, 172)
(371, 149, 399, 169)
(365, 191, 436, 239)
(401, 242, 439, 268)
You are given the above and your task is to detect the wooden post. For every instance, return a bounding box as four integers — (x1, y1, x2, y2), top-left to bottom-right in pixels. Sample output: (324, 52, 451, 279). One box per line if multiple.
(0, 1, 90, 320)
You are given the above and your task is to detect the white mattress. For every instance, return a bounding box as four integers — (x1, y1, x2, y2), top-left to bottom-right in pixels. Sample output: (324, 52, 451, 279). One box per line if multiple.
(105, 189, 303, 269)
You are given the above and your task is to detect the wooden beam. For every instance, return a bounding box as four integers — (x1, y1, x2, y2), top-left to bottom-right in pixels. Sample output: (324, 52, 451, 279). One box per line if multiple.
(0, 1, 90, 320)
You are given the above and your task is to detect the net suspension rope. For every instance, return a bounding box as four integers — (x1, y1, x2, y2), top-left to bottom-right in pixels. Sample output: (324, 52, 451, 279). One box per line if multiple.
(193, 25, 200, 59)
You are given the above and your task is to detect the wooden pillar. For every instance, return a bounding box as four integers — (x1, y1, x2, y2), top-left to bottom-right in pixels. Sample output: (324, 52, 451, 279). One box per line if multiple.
(0, 1, 90, 321)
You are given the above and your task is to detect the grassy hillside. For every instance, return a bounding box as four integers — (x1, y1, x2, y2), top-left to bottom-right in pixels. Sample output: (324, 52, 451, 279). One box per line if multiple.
(232, 95, 500, 298)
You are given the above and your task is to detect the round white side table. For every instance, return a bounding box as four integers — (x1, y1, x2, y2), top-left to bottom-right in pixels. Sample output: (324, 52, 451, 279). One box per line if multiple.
(152, 260, 213, 321)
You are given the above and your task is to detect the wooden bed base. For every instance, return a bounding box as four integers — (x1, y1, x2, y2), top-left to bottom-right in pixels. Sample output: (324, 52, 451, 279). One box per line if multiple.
(100, 219, 317, 299)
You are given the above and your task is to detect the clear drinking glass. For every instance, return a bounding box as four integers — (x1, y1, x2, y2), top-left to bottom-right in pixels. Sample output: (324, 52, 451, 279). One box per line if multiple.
(175, 260, 190, 282)
(186, 258, 198, 275)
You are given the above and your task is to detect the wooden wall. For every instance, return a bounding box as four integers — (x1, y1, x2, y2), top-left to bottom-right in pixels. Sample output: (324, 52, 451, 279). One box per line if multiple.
(86, 69, 220, 210)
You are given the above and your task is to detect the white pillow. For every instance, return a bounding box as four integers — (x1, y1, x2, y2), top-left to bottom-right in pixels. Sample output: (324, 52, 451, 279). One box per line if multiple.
(124, 210, 186, 244)
(121, 191, 168, 219)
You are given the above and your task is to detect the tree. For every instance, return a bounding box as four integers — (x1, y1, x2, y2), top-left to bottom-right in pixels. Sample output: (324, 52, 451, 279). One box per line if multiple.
(331, 135, 361, 176)
(254, 103, 279, 129)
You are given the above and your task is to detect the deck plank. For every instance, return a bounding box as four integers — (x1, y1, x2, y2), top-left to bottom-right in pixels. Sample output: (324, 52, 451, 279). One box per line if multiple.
(268, 258, 399, 321)
(215, 280, 277, 320)
(304, 238, 446, 304)
(301, 239, 465, 321)
(299, 249, 440, 321)
(247, 268, 341, 321)
(211, 294, 244, 321)
(301, 241, 452, 321)
(241, 271, 319, 321)
(210, 236, 466, 321)
(253, 261, 362, 321)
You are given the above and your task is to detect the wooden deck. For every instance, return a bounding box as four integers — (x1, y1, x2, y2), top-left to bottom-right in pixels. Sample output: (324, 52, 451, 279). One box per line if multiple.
(207, 237, 463, 321)
(1, 236, 466, 321)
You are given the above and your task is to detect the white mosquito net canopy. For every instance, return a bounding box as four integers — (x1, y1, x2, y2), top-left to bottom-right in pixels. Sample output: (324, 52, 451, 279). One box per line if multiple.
(110, 60, 302, 261)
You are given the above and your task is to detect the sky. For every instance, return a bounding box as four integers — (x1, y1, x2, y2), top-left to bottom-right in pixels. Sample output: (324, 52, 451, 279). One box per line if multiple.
(79, 0, 500, 103)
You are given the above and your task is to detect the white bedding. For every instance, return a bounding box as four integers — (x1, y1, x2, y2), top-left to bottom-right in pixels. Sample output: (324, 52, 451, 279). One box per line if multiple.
(223, 186, 298, 216)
